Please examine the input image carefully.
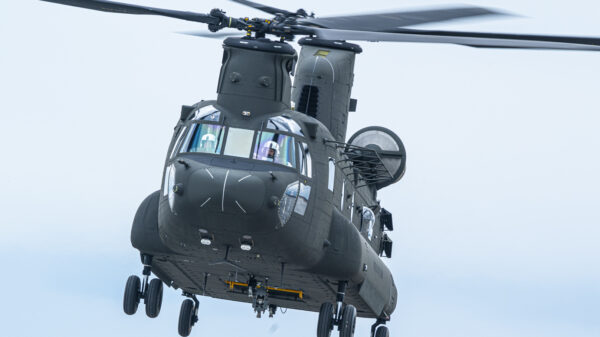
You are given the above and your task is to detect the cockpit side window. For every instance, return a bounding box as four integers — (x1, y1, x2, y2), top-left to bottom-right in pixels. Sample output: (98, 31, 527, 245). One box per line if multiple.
(170, 125, 188, 159)
(266, 116, 304, 136)
(297, 142, 312, 178)
(254, 131, 297, 168)
(180, 124, 224, 154)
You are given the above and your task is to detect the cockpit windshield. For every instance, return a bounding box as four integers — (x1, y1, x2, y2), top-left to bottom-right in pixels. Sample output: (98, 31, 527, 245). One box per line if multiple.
(253, 131, 296, 168)
(181, 124, 224, 154)
(176, 115, 310, 173)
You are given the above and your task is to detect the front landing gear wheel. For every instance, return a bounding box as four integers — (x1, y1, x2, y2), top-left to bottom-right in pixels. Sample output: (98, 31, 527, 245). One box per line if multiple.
(317, 302, 335, 337)
(339, 304, 357, 337)
(375, 326, 390, 337)
(145, 278, 163, 318)
(123, 275, 141, 315)
(178, 299, 195, 337)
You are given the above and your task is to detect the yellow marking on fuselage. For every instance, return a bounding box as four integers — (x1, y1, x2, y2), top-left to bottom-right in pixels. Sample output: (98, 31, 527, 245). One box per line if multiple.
(224, 281, 304, 299)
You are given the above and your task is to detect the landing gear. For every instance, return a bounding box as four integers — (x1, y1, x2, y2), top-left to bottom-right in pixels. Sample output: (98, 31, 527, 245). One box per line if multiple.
(123, 275, 141, 315)
(317, 302, 335, 337)
(122, 254, 164, 319)
(178, 293, 199, 337)
(317, 281, 357, 337)
(370, 318, 389, 337)
(339, 304, 357, 337)
(374, 326, 390, 337)
(145, 278, 164, 318)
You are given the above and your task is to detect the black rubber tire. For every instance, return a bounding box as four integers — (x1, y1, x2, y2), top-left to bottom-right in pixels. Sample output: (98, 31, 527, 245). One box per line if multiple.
(375, 326, 390, 337)
(123, 275, 141, 315)
(178, 299, 195, 337)
(317, 302, 335, 337)
(339, 305, 357, 337)
(145, 278, 164, 318)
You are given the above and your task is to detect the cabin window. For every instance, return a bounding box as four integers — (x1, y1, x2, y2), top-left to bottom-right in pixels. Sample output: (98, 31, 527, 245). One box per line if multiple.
(181, 124, 224, 154)
(294, 183, 311, 215)
(298, 142, 312, 178)
(361, 207, 375, 241)
(340, 180, 345, 208)
(350, 192, 355, 223)
(266, 116, 304, 136)
(253, 131, 297, 168)
(223, 128, 254, 158)
(191, 105, 221, 122)
(328, 158, 335, 191)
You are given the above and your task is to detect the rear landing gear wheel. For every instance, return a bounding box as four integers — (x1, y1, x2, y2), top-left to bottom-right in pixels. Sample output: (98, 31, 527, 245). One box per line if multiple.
(178, 299, 196, 337)
(375, 326, 390, 337)
(339, 304, 357, 337)
(123, 275, 141, 315)
(317, 302, 335, 337)
(145, 278, 163, 318)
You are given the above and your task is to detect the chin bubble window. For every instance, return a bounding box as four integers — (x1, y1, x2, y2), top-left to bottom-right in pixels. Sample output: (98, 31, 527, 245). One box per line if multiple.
(278, 181, 299, 225)
(294, 183, 311, 216)
(253, 131, 297, 168)
(181, 124, 224, 154)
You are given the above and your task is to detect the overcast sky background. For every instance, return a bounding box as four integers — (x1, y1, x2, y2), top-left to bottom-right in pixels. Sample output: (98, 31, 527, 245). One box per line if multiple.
(0, 1, 599, 336)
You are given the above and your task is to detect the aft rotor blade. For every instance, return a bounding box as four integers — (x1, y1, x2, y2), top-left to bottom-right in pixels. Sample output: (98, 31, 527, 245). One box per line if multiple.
(229, 0, 294, 17)
(308, 27, 600, 51)
(40, 0, 219, 24)
(298, 6, 506, 31)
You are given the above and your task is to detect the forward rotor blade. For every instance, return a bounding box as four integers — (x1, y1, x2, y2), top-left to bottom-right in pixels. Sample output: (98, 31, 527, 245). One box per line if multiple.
(40, 0, 219, 24)
(229, 0, 294, 17)
(180, 31, 245, 39)
(307, 27, 600, 51)
(298, 6, 506, 31)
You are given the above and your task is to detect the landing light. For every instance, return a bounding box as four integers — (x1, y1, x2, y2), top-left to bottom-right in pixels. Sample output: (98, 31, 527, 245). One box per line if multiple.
(240, 244, 252, 251)
(200, 238, 212, 246)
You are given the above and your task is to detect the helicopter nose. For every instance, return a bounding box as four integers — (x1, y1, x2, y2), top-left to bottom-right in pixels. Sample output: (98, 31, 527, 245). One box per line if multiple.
(186, 167, 267, 214)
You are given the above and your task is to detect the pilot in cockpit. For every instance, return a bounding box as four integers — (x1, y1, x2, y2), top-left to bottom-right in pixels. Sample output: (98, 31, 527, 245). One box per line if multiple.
(200, 133, 217, 153)
(258, 140, 280, 162)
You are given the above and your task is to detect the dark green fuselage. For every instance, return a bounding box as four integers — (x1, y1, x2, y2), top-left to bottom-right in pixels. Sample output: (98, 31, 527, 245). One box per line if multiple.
(131, 37, 398, 320)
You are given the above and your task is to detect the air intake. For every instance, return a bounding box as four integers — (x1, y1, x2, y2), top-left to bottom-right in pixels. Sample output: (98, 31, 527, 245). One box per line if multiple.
(297, 85, 319, 118)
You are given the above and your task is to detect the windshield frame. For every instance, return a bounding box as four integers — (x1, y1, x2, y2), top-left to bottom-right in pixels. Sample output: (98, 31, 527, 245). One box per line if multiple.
(175, 120, 306, 172)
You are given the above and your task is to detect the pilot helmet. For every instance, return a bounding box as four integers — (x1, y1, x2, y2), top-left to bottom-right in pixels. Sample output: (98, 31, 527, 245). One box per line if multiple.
(261, 140, 280, 160)
(200, 133, 216, 150)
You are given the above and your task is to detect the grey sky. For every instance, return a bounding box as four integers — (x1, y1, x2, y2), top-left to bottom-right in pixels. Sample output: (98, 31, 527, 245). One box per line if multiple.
(0, 1, 599, 336)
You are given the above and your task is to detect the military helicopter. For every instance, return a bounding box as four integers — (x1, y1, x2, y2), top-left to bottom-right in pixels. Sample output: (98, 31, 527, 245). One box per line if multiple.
(40, 1, 600, 337)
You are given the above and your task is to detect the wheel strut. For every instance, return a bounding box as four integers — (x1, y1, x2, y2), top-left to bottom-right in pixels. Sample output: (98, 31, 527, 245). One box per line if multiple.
(335, 281, 348, 324)
(140, 254, 153, 299)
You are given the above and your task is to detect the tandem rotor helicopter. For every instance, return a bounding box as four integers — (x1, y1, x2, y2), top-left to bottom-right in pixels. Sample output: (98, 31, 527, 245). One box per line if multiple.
(40, 1, 600, 336)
